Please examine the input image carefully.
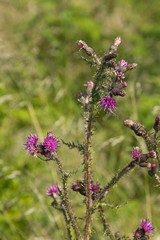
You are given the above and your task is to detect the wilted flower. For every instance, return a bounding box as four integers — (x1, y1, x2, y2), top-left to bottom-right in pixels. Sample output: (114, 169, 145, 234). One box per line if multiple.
(47, 184, 61, 197)
(25, 134, 39, 156)
(100, 95, 117, 111)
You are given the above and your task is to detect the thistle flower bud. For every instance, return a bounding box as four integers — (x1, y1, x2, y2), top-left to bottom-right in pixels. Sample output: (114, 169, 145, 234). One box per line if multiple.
(126, 63, 138, 70)
(132, 147, 141, 160)
(148, 150, 156, 159)
(113, 37, 121, 48)
(121, 81, 127, 88)
(86, 81, 94, 95)
(148, 163, 157, 176)
(139, 162, 151, 168)
(109, 37, 121, 54)
(111, 87, 126, 97)
(124, 119, 148, 137)
(77, 40, 94, 56)
(153, 115, 160, 132)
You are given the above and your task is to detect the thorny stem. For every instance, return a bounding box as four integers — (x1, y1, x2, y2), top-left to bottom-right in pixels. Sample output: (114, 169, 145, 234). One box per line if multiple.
(83, 38, 121, 239)
(54, 155, 83, 240)
(98, 205, 116, 240)
(93, 160, 137, 207)
(154, 131, 160, 167)
(83, 97, 92, 240)
(61, 206, 73, 240)
(52, 199, 72, 240)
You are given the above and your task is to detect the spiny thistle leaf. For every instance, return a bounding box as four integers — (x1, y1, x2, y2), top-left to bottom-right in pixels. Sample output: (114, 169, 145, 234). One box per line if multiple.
(61, 139, 84, 154)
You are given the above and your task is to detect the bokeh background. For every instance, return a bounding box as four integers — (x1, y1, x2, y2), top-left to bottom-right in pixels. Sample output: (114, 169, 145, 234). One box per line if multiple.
(0, 0, 160, 239)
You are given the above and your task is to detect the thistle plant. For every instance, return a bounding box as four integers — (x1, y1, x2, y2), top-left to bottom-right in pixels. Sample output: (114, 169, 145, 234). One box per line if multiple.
(25, 37, 160, 240)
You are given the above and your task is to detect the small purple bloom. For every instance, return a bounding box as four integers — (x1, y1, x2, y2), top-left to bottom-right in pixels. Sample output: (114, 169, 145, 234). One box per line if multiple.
(132, 147, 141, 160)
(47, 184, 61, 197)
(121, 81, 127, 88)
(87, 81, 94, 89)
(141, 219, 154, 235)
(100, 95, 117, 111)
(25, 134, 38, 156)
(43, 132, 59, 156)
(134, 232, 141, 238)
(90, 181, 101, 193)
(117, 59, 128, 69)
(116, 71, 125, 82)
(86, 81, 94, 95)
(148, 151, 156, 159)
(134, 219, 154, 239)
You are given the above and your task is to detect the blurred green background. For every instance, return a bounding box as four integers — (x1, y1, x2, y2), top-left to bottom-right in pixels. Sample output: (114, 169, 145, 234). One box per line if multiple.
(0, 0, 160, 239)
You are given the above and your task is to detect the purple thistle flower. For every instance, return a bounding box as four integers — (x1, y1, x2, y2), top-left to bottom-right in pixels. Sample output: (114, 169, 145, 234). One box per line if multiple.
(141, 219, 154, 235)
(90, 181, 101, 193)
(42, 132, 59, 157)
(25, 134, 39, 156)
(100, 95, 117, 111)
(47, 184, 61, 197)
(116, 71, 125, 82)
(134, 219, 154, 239)
(117, 59, 128, 69)
(121, 81, 127, 88)
(132, 147, 141, 160)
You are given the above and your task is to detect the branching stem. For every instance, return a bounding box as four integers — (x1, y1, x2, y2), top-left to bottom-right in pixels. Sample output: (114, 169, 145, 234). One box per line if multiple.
(93, 160, 137, 206)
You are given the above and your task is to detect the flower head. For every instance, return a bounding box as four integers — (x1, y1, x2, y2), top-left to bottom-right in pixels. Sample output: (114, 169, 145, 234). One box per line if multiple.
(25, 134, 39, 156)
(43, 132, 59, 157)
(134, 219, 154, 239)
(116, 71, 125, 82)
(132, 147, 141, 160)
(117, 59, 128, 70)
(140, 219, 154, 235)
(47, 184, 61, 197)
(100, 95, 117, 111)
(90, 181, 101, 193)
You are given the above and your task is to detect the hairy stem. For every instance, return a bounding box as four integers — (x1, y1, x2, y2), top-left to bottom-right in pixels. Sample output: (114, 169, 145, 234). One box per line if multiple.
(54, 155, 83, 240)
(83, 97, 92, 240)
(98, 205, 115, 240)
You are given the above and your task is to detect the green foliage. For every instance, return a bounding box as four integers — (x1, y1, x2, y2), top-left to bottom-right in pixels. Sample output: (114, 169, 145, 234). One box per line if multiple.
(0, 0, 160, 239)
